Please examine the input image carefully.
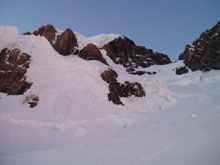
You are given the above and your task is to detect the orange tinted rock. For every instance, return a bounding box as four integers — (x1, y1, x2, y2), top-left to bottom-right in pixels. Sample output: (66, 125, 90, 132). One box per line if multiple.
(33, 24, 57, 43)
(53, 28, 78, 55)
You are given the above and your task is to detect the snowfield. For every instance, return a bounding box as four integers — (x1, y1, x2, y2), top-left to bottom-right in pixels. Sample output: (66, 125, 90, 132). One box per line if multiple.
(0, 26, 220, 165)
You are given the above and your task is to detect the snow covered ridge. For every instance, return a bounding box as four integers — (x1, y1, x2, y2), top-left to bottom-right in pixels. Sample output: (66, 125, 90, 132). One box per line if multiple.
(23, 24, 121, 56)
(0, 24, 174, 107)
(23, 24, 172, 75)
(0, 25, 148, 107)
(0, 25, 178, 129)
(0, 22, 219, 106)
(0, 24, 177, 110)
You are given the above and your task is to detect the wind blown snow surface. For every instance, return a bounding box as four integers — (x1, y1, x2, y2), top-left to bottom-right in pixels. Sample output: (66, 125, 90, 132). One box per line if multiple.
(0, 26, 220, 165)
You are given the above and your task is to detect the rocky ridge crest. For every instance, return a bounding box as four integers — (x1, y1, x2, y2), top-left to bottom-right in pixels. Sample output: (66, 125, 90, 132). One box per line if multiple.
(179, 21, 220, 72)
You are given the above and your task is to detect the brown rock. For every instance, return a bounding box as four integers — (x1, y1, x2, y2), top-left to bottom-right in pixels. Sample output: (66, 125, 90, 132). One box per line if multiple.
(101, 68, 118, 83)
(103, 36, 171, 74)
(53, 28, 78, 55)
(33, 24, 57, 43)
(0, 48, 32, 95)
(79, 43, 108, 65)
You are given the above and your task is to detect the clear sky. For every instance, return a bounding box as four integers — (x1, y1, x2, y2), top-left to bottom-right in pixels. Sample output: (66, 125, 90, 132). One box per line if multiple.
(0, 0, 219, 61)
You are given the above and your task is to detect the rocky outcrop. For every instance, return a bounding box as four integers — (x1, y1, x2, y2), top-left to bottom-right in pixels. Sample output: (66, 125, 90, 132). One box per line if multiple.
(27, 25, 171, 69)
(175, 66, 188, 75)
(27, 24, 79, 56)
(101, 69, 145, 105)
(179, 21, 220, 71)
(33, 24, 57, 43)
(79, 44, 108, 65)
(0, 48, 32, 95)
(53, 28, 78, 55)
(102, 37, 171, 74)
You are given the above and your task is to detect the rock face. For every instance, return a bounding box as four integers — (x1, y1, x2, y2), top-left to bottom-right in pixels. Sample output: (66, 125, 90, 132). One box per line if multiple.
(103, 37, 171, 74)
(179, 21, 220, 71)
(101, 69, 145, 105)
(33, 24, 57, 43)
(29, 25, 79, 56)
(53, 28, 78, 55)
(0, 48, 32, 95)
(79, 44, 108, 65)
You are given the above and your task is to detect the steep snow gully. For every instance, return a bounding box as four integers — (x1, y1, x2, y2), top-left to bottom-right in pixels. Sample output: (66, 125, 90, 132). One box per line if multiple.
(0, 25, 220, 165)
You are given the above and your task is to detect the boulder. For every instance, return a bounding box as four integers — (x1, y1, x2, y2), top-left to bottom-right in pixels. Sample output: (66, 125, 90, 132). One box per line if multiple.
(103, 36, 171, 74)
(53, 28, 78, 55)
(0, 48, 32, 95)
(179, 21, 220, 71)
(79, 43, 108, 65)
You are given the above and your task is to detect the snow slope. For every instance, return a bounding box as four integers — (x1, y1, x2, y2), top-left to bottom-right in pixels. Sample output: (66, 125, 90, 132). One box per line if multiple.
(0, 26, 220, 165)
